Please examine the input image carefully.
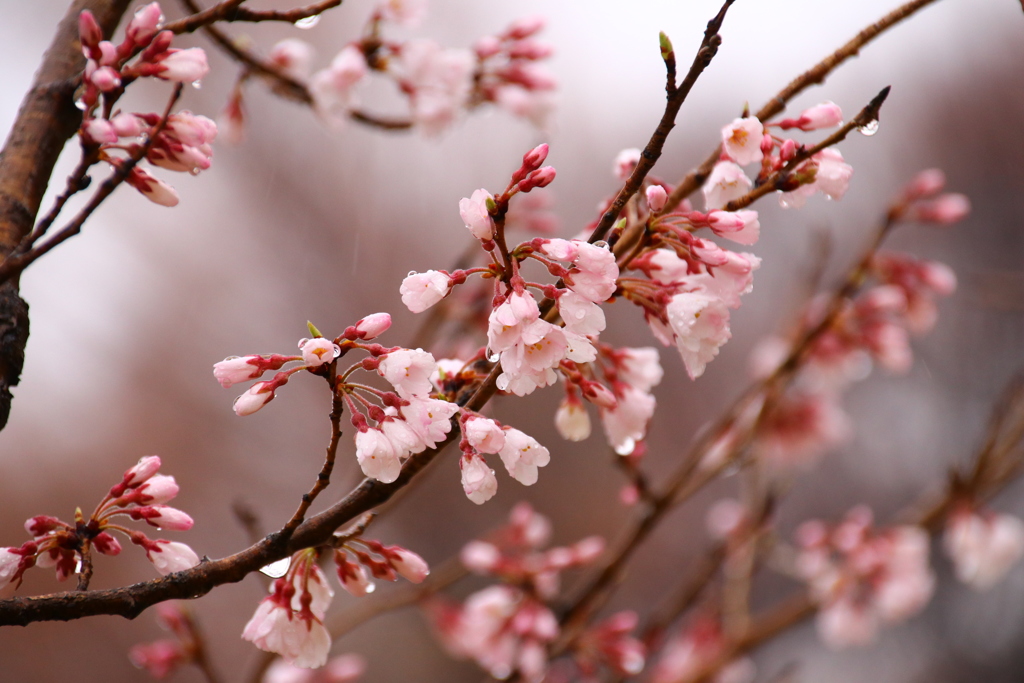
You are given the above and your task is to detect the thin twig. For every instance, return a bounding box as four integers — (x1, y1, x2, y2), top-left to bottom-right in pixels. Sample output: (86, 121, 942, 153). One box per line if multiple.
(663, 0, 943, 213)
(166, 0, 345, 34)
(587, 0, 734, 246)
(0, 84, 185, 287)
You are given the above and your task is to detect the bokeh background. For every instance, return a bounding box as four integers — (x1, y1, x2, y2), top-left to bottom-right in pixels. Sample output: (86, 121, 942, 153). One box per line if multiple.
(1, 0, 1023, 680)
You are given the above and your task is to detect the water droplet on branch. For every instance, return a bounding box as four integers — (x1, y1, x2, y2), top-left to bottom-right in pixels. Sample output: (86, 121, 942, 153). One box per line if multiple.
(295, 14, 320, 29)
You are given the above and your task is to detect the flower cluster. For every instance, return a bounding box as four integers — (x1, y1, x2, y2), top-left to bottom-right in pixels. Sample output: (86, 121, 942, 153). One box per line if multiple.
(651, 616, 754, 683)
(77, 3, 215, 206)
(427, 504, 608, 681)
(794, 507, 934, 649)
(262, 654, 366, 683)
(129, 603, 199, 679)
(244, 537, 427, 668)
(0, 456, 199, 591)
(458, 414, 551, 504)
(239, 2, 555, 136)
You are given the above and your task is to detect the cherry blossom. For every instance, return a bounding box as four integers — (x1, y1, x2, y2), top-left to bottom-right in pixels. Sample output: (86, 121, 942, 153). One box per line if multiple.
(945, 507, 1024, 589)
(666, 291, 732, 380)
(703, 161, 751, 210)
(461, 453, 499, 504)
(400, 270, 452, 312)
(459, 189, 496, 240)
(721, 117, 764, 166)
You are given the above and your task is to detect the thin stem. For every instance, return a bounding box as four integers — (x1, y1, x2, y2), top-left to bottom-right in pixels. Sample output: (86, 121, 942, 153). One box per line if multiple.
(663, 0, 943, 213)
(167, 0, 345, 33)
(0, 84, 184, 286)
(76, 543, 94, 591)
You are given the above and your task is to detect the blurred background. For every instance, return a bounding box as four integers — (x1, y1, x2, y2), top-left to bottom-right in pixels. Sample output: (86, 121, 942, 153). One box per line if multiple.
(1, 0, 1023, 680)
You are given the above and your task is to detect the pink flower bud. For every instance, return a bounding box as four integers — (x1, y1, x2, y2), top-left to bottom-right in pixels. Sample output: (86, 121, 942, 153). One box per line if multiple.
(518, 166, 555, 192)
(127, 2, 164, 46)
(233, 382, 276, 416)
(110, 112, 143, 137)
(554, 398, 590, 441)
(459, 189, 495, 240)
(93, 532, 122, 556)
(82, 119, 118, 145)
(145, 540, 200, 575)
(131, 505, 195, 531)
(464, 416, 506, 454)
(157, 48, 209, 83)
(390, 548, 430, 583)
(907, 193, 970, 224)
(336, 556, 375, 596)
(125, 166, 179, 207)
(797, 101, 843, 130)
(461, 540, 501, 572)
(400, 270, 452, 313)
(137, 474, 179, 504)
(504, 15, 545, 40)
(129, 640, 186, 679)
(613, 148, 641, 181)
(571, 536, 605, 564)
(474, 35, 501, 58)
(645, 185, 667, 212)
(354, 312, 392, 340)
(581, 381, 616, 409)
(213, 356, 264, 388)
(78, 11, 103, 53)
(522, 143, 549, 171)
(269, 38, 315, 80)
(90, 65, 122, 92)
(25, 515, 64, 537)
(902, 169, 946, 201)
(461, 454, 498, 504)
(124, 455, 162, 488)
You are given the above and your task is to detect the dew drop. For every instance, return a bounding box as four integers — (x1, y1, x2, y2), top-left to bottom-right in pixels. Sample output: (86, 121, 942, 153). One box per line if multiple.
(259, 557, 291, 578)
(298, 338, 309, 349)
(777, 192, 794, 209)
(295, 14, 320, 29)
(189, 167, 201, 176)
(407, 270, 417, 277)
(364, 581, 376, 594)
(74, 98, 87, 111)
(486, 349, 500, 362)
(593, 240, 609, 250)
(332, 345, 342, 358)
(857, 119, 879, 136)
(496, 374, 509, 391)
(191, 80, 202, 90)
(614, 437, 636, 456)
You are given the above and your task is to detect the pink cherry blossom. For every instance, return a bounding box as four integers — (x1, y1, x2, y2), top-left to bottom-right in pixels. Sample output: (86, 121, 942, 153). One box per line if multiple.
(459, 189, 495, 240)
(336, 555, 376, 597)
(124, 455, 163, 487)
(646, 184, 668, 212)
(233, 382, 277, 416)
(721, 117, 764, 166)
(401, 396, 459, 448)
(558, 290, 606, 337)
(781, 101, 843, 131)
(666, 291, 732, 379)
(945, 509, 1024, 589)
(703, 161, 751, 210)
(129, 640, 187, 679)
(707, 210, 760, 245)
(156, 48, 209, 82)
(498, 428, 550, 486)
(600, 386, 655, 455)
(567, 241, 619, 302)
(376, 0, 427, 27)
(390, 548, 430, 583)
(356, 428, 401, 483)
(906, 193, 971, 224)
(464, 416, 506, 454)
(269, 38, 315, 80)
(300, 338, 338, 367)
(613, 148, 641, 180)
(129, 505, 194, 531)
(378, 348, 436, 398)
(400, 270, 451, 313)
(461, 454, 498, 504)
(126, 2, 163, 47)
(399, 40, 474, 135)
(617, 347, 663, 392)
(124, 165, 179, 207)
(310, 46, 368, 122)
(555, 398, 591, 441)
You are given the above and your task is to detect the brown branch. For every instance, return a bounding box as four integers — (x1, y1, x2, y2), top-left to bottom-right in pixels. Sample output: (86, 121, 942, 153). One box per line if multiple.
(166, 0, 346, 34)
(722, 86, 891, 212)
(0, 0, 134, 431)
(663, 0, 943, 213)
(586, 0, 734, 246)
(0, 362, 501, 626)
(0, 84, 185, 286)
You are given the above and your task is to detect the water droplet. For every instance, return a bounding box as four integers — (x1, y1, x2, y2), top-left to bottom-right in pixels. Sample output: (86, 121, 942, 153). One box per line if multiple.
(364, 582, 376, 594)
(298, 338, 310, 349)
(332, 345, 342, 358)
(593, 240, 609, 250)
(295, 14, 320, 29)
(191, 80, 202, 90)
(189, 167, 201, 176)
(407, 271, 417, 277)
(223, 355, 240, 361)
(857, 119, 879, 136)
(614, 437, 636, 456)
(137, 133, 149, 145)
(491, 665, 512, 680)
(487, 349, 500, 362)
(777, 192, 794, 209)
(496, 374, 509, 391)
(74, 557, 83, 573)
(74, 98, 87, 111)
(260, 557, 291, 578)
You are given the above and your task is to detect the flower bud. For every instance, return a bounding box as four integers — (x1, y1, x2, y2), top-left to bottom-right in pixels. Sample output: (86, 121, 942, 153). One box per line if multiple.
(353, 312, 392, 340)
(645, 184, 667, 213)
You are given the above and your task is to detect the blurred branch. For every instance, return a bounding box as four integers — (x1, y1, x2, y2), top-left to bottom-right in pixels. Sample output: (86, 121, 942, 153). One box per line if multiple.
(664, 0, 944, 212)
(166, 0, 345, 34)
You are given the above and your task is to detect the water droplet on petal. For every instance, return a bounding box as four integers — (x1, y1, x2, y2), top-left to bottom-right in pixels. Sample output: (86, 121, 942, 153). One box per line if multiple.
(74, 98, 87, 111)
(364, 581, 376, 593)
(487, 349, 500, 362)
(298, 338, 309, 349)
(223, 355, 240, 361)
(189, 167, 201, 176)
(191, 80, 202, 90)
(295, 14, 320, 29)
(593, 240, 609, 250)
(407, 271, 417, 277)
(260, 557, 291, 578)
(332, 345, 342, 358)
(496, 374, 509, 391)
(857, 119, 879, 136)
(614, 437, 636, 456)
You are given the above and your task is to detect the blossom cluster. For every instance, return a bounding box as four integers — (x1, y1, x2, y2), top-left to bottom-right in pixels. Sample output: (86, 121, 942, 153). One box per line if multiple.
(944, 504, 1024, 590)
(650, 616, 754, 683)
(794, 507, 934, 649)
(427, 504, 641, 681)
(77, 3, 216, 206)
(231, 1, 555, 137)
(0, 456, 199, 591)
(243, 537, 427, 668)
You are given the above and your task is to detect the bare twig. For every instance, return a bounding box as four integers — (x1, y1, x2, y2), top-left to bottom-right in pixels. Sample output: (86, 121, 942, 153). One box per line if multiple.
(166, 0, 345, 34)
